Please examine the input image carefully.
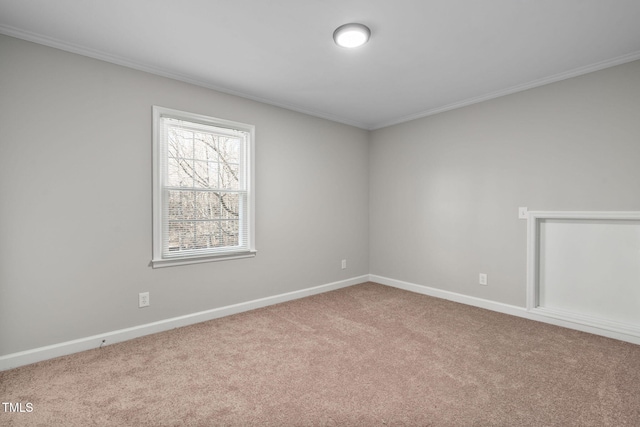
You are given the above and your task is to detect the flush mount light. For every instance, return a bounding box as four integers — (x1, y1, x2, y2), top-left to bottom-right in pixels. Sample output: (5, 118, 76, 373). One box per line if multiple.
(333, 23, 371, 48)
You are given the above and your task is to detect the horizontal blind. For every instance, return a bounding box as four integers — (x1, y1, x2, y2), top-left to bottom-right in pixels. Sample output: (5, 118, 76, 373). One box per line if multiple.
(159, 114, 250, 259)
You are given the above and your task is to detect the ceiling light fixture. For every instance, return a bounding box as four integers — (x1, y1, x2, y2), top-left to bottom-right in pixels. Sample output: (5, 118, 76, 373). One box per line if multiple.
(333, 23, 371, 48)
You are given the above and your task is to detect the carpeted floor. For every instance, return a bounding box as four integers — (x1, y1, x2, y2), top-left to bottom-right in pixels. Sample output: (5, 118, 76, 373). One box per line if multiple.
(2, 282, 640, 426)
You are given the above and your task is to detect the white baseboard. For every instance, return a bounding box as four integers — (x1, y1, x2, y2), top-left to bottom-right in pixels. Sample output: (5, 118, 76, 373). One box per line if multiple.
(4, 273, 638, 371)
(369, 274, 528, 316)
(0, 275, 369, 371)
(370, 274, 640, 346)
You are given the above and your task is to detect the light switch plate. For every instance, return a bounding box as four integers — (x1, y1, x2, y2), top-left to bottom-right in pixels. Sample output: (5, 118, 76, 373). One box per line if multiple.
(518, 207, 528, 219)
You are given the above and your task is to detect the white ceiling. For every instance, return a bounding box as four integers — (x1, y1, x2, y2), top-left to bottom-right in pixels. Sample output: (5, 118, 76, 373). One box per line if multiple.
(1, 0, 640, 130)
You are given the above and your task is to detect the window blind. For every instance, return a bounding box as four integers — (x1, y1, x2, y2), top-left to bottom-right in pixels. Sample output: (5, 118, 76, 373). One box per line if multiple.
(152, 107, 255, 267)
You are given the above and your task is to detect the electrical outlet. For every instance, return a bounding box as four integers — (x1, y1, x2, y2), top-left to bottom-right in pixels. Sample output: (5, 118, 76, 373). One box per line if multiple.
(341, 259, 347, 269)
(139, 292, 150, 308)
(479, 273, 488, 286)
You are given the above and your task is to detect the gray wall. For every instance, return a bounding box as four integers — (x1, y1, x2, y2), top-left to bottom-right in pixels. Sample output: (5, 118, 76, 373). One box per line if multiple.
(0, 35, 370, 355)
(369, 59, 640, 307)
(3, 33, 640, 357)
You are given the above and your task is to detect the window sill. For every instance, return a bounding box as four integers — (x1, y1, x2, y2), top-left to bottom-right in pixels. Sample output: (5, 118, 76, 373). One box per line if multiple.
(151, 250, 256, 269)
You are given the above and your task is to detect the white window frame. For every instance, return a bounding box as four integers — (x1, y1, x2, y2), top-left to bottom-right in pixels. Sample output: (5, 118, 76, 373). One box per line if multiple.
(151, 106, 256, 268)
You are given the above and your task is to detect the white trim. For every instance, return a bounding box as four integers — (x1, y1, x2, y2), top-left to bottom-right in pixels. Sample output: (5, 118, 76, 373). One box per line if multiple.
(528, 210, 640, 221)
(530, 306, 640, 338)
(0, 275, 368, 371)
(4, 272, 640, 371)
(151, 106, 256, 268)
(370, 274, 640, 346)
(526, 211, 538, 311)
(370, 274, 527, 317)
(151, 251, 257, 268)
(525, 210, 640, 343)
(3, 25, 639, 132)
(528, 211, 640, 310)
(371, 50, 640, 130)
(0, 25, 370, 130)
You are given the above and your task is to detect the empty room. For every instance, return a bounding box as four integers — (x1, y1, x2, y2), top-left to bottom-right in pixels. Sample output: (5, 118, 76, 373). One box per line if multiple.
(1, 1, 640, 425)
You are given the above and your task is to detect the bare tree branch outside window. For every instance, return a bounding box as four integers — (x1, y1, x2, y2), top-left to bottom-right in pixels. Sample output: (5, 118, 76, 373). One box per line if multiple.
(166, 125, 243, 252)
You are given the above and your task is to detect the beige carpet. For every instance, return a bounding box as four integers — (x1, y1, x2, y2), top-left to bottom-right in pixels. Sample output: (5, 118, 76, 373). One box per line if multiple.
(2, 282, 640, 426)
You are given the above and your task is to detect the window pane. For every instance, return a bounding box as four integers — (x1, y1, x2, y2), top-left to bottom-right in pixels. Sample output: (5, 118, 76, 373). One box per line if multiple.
(195, 221, 217, 249)
(208, 162, 220, 189)
(193, 160, 211, 188)
(168, 127, 193, 159)
(218, 137, 239, 163)
(195, 191, 221, 219)
(168, 221, 195, 252)
(154, 107, 254, 265)
(168, 158, 193, 187)
(219, 220, 239, 246)
(191, 161, 223, 188)
(219, 193, 239, 219)
(193, 132, 216, 161)
(168, 190, 196, 220)
(220, 164, 239, 190)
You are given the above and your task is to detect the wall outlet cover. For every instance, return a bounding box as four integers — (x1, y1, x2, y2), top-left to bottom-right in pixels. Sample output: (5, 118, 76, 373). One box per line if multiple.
(139, 292, 150, 308)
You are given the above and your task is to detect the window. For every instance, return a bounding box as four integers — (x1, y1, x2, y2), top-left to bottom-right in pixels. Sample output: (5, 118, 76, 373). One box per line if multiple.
(152, 106, 255, 267)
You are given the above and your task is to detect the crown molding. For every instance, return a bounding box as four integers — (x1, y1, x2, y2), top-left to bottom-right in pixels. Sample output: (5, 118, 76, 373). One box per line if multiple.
(371, 50, 640, 130)
(0, 25, 371, 130)
(2, 24, 638, 132)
